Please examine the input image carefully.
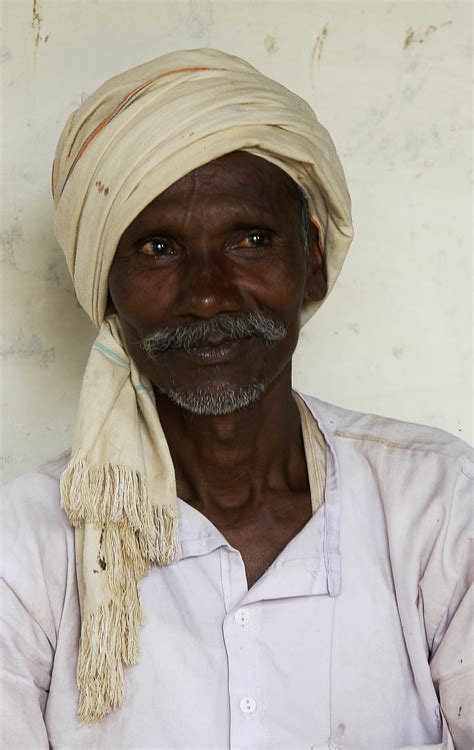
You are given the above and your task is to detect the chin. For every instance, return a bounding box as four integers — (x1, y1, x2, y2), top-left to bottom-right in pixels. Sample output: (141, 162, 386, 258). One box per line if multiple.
(156, 380, 267, 416)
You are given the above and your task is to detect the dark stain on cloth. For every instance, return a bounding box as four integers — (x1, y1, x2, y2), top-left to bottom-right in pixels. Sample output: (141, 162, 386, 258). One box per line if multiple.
(95, 180, 109, 196)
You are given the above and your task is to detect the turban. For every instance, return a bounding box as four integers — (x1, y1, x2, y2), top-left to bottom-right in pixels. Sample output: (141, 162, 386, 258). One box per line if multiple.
(52, 48, 353, 723)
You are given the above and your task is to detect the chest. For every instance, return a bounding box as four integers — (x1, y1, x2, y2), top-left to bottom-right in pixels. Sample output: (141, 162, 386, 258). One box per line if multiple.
(212, 492, 313, 588)
(47, 511, 446, 750)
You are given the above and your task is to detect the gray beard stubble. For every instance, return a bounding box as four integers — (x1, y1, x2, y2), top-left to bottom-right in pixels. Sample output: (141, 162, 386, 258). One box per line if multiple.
(140, 312, 287, 416)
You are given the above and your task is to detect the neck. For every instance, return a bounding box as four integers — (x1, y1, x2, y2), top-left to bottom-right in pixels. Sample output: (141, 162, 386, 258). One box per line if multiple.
(154, 365, 307, 515)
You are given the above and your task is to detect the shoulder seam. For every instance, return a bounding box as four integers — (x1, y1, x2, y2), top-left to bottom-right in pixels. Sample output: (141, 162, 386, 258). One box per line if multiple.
(333, 430, 474, 476)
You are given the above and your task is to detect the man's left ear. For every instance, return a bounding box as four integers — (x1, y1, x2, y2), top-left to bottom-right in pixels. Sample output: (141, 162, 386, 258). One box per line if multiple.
(303, 221, 328, 304)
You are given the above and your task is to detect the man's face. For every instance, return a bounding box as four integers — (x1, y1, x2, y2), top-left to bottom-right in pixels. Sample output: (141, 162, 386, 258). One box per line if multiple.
(108, 151, 326, 414)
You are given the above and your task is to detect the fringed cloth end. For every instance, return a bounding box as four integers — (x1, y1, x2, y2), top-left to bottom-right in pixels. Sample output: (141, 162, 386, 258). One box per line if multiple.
(60, 456, 180, 723)
(60, 456, 180, 565)
(76, 599, 143, 724)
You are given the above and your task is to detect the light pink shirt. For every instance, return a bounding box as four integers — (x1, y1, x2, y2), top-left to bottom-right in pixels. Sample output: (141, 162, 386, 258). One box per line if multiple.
(1, 395, 472, 749)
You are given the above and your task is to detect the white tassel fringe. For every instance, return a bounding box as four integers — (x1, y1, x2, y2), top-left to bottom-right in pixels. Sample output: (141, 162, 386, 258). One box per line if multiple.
(60, 457, 179, 724)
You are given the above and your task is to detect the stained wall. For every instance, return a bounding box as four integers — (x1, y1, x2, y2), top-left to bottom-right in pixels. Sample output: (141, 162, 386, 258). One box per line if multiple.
(1, 0, 472, 482)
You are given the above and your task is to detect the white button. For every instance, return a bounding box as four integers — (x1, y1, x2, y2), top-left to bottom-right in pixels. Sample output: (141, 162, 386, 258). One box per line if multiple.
(240, 697, 257, 714)
(234, 608, 250, 626)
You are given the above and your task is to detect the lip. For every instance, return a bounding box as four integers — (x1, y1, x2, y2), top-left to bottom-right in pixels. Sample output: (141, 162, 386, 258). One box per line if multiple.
(176, 337, 252, 364)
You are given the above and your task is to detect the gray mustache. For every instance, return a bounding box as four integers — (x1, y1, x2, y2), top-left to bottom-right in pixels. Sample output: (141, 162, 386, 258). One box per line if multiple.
(140, 312, 287, 357)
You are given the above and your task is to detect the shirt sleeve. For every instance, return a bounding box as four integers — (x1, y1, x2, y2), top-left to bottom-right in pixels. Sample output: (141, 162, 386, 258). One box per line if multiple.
(0, 469, 72, 749)
(0, 582, 52, 748)
(428, 466, 474, 749)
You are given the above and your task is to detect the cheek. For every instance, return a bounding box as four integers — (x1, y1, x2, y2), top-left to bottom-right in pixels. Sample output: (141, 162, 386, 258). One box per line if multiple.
(109, 264, 177, 333)
(253, 262, 307, 318)
(108, 266, 170, 374)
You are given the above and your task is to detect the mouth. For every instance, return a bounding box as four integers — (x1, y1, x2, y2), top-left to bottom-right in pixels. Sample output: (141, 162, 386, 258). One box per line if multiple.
(177, 336, 252, 364)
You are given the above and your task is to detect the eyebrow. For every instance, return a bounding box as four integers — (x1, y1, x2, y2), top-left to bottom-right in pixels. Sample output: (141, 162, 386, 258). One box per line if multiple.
(132, 201, 281, 230)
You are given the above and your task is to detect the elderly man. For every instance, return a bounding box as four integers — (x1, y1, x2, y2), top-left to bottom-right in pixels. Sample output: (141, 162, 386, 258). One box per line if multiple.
(1, 49, 472, 749)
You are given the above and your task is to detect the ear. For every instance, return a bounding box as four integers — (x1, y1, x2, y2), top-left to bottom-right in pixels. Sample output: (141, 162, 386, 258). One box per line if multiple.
(303, 221, 327, 304)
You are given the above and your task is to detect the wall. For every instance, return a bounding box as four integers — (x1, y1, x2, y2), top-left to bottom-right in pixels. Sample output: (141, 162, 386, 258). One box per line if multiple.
(1, 0, 472, 483)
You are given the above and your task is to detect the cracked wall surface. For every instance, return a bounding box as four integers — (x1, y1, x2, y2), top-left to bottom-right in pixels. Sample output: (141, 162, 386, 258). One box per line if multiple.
(1, 0, 472, 482)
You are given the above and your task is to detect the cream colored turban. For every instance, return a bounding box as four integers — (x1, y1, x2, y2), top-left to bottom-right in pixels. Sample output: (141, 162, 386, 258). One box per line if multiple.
(52, 48, 353, 724)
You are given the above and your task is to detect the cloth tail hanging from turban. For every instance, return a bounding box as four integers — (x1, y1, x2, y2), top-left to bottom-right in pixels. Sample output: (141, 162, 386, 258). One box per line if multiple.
(60, 315, 180, 722)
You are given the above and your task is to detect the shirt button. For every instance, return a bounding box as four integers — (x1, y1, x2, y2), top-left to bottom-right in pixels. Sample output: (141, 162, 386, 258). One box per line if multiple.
(235, 608, 250, 626)
(240, 697, 257, 714)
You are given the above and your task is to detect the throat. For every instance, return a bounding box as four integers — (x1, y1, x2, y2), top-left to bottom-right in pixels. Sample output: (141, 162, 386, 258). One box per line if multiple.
(216, 488, 314, 589)
(156, 369, 308, 512)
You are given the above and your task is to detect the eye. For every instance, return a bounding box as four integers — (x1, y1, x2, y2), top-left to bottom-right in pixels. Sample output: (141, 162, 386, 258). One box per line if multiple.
(137, 237, 175, 257)
(239, 230, 271, 249)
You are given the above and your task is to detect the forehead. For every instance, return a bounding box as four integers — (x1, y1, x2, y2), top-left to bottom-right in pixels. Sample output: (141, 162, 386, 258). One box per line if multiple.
(126, 151, 300, 229)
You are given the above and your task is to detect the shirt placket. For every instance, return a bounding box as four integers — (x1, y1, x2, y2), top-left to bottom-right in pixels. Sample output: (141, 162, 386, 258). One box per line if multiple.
(220, 547, 265, 750)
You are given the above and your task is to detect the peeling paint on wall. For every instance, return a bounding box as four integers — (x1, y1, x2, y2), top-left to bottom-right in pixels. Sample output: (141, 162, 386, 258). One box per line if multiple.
(46, 261, 62, 286)
(403, 21, 452, 49)
(0, 331, 55, 369)
(0, 46, 12, 64)
(32, 0, 42, 46)
(0, 456, 13, 472)
(312, 24, 328, 67)
(264, 34, 279, 54)
(0, 222, 22, 268)
(179, 0, 213, 41)
(32, 0, 50, 47)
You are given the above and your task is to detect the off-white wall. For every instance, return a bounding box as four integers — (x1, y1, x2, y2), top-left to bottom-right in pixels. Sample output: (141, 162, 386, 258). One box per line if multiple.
(1, 0, 472, 483)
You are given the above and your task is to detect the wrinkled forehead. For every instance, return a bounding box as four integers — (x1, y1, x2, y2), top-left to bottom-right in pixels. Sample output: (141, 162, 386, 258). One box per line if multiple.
(167, 150, 300, 190)
(122, 151, 305, 230)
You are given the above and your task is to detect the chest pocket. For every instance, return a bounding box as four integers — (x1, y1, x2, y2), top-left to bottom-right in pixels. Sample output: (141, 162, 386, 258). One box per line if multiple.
(303, 744, 447, 750)
(325, 715, 451, 750)
(327, 732, 449, 750)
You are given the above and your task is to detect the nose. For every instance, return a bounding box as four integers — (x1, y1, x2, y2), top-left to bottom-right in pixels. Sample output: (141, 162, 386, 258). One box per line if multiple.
(172, 254, 245, 319)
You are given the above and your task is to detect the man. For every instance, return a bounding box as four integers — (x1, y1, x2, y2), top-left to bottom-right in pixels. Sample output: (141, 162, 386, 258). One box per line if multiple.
(0, 48, 472, 749)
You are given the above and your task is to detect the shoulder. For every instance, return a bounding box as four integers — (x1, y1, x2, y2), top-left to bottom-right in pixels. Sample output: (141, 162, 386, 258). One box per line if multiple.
(0, 452, 75, 610)
(299, 392, 473, 475)
(1, 450, 73, 539)
(300, 394, 472, 622)
(299, 392, 473, 543)
(0, 453, 77, 704)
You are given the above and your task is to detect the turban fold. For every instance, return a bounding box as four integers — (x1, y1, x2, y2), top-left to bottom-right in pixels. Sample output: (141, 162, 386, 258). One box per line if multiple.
(52, 48, 353, 723)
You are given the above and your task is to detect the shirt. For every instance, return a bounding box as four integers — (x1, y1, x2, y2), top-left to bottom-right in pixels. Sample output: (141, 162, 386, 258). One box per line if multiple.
(1, 393, 472, 749)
